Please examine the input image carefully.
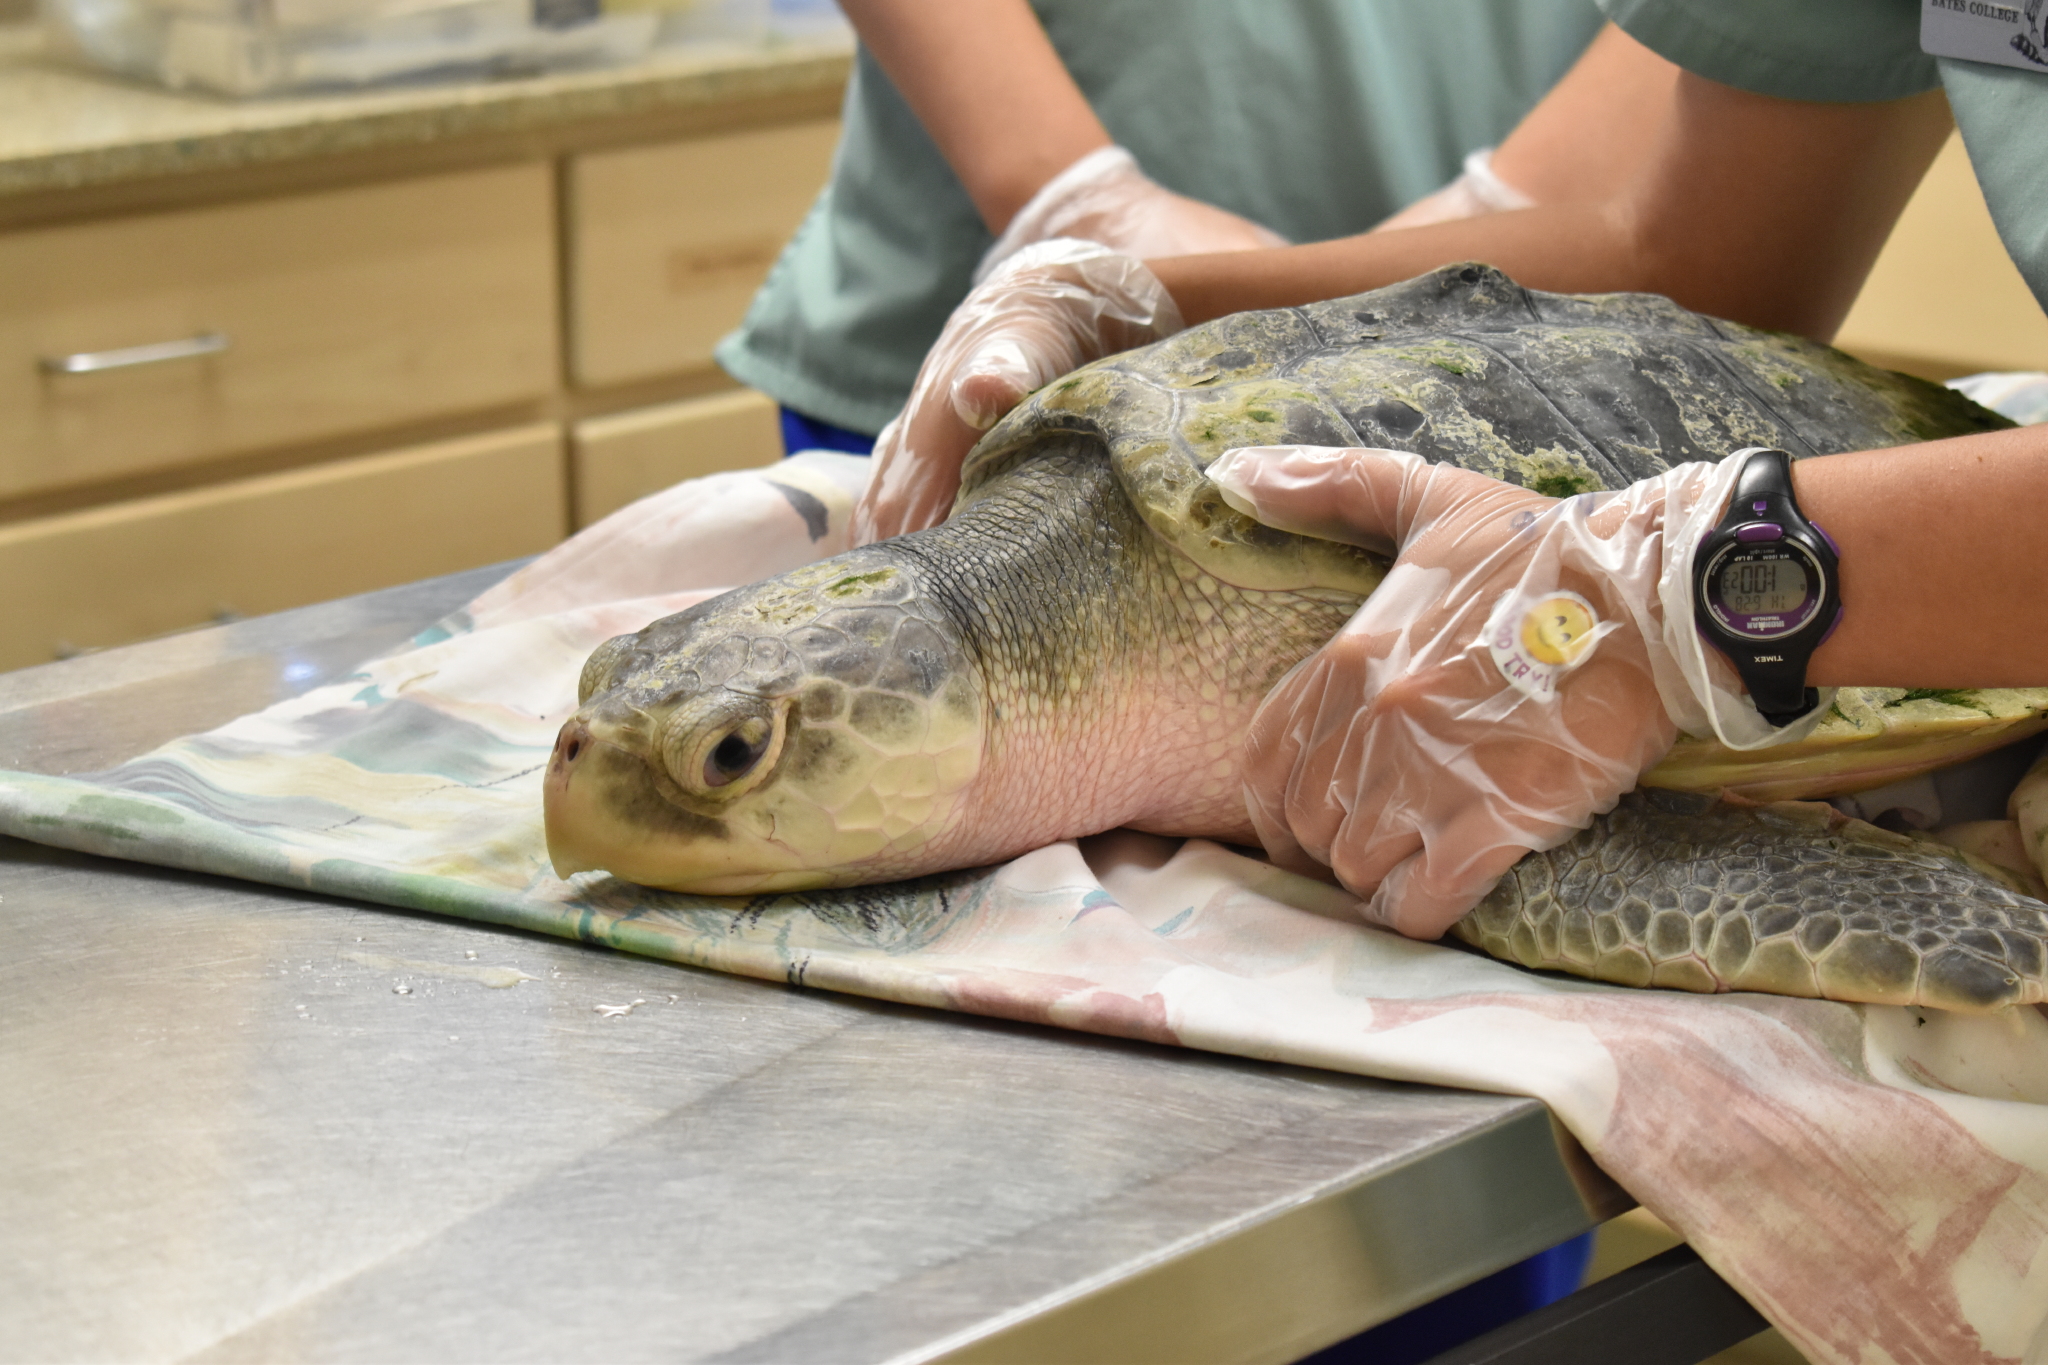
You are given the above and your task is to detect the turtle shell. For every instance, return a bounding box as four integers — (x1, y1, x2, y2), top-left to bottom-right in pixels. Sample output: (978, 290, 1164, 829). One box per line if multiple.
(958, 262, 2010, 598)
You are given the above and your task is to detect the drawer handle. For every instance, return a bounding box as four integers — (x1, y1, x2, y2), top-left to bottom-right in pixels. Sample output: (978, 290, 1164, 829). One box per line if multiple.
(41, 331, 231, 375)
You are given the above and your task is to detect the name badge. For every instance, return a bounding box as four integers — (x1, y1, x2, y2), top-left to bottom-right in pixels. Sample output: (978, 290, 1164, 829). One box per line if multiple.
(1923, 0, 2048, 73)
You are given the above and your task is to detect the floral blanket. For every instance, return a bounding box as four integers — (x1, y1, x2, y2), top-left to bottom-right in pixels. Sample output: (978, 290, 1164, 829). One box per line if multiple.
(1, 450, 2044, 1364)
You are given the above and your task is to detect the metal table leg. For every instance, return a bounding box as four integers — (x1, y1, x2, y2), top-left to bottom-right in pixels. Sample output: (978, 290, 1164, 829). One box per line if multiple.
(1424, 1244, 1770, 1365)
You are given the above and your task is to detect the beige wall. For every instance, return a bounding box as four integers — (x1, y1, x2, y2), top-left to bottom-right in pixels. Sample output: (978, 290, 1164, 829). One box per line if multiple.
(1836, 130, 2048, 380)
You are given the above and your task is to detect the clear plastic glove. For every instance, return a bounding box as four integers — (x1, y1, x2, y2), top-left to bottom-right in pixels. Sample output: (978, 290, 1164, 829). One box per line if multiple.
(974, 145, 1288, 284)
(1372, 147, 1533, 232)
(1208, 445, 1830, 938)
(852, 239, 1183, 545)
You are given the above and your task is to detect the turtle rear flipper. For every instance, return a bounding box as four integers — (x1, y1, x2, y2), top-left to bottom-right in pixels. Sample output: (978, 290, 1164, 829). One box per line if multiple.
(1456, 790, 2048, 1012)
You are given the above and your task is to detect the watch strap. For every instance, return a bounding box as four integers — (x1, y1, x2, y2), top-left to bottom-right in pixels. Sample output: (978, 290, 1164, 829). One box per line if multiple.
(1730, 446, 1795, 503)
(1751, 684, 1823, 729)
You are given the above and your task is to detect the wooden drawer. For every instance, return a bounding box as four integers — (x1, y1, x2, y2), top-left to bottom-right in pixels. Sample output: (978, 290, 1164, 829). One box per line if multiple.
(0, 423, 566, 671)
(1836, 131, 2048, 378)
(0, 164, 557, 502)
(571, 387, 783, 526)
(568, 121, 839, 388)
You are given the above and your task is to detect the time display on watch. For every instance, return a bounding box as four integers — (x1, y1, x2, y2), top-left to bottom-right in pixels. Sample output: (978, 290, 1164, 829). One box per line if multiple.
(1720, 556, 1808, 616)
(1701, 538, 1826, 641)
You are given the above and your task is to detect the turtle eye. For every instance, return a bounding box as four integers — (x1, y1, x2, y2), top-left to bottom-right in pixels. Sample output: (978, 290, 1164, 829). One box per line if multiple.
(704, 718, 772, 788)
(661, 698, 789, 804)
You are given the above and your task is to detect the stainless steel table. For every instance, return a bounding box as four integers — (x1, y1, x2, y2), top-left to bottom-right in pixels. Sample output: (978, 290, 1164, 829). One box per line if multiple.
(0, 567, 1626, 1364)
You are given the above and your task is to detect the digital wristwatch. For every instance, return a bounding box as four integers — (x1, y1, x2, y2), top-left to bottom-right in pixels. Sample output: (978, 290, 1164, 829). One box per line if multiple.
(1691, 447, 1841, 727)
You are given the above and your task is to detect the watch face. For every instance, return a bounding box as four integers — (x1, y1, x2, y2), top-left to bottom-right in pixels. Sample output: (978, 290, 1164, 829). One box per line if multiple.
(1703, 538, 1826, 641)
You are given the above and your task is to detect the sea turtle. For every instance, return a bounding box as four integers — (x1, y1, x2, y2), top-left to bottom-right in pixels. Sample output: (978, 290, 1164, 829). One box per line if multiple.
(544, 264, 2048, 1012)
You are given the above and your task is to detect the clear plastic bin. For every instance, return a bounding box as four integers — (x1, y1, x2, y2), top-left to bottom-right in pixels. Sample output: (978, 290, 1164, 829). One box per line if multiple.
(43, 0, 661, 96)
(653, 0, 848, 49)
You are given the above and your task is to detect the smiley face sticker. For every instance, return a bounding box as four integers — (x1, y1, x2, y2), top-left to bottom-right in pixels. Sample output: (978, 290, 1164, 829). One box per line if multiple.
(1485, 590, 1606, 699)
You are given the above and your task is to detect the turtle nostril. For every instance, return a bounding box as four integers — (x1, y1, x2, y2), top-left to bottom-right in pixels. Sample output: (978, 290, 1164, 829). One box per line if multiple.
(554, 722, 593, 771)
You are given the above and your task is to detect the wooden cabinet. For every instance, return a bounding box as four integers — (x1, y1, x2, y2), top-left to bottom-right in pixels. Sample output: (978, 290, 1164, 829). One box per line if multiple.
(0, 424, 565, 671)
(572, 388, 782, 527)
(0, 105, 845, 668)
(1, 164, 558, 500)
(567, 120, 840, 387)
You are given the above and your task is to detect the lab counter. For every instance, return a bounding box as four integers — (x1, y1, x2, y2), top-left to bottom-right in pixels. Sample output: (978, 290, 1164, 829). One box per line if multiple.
(0, 22, 850, 203)
(0, 566, 1630, 1363)
(0, 24, 848, 672)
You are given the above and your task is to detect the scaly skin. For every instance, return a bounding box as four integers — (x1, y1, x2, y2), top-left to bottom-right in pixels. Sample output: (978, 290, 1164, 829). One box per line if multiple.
(1456, 791, 2048, 1010)
(549, 439, 2048, 1009)
(545, 440, 1356, 893)
(902, 441, 1355, 853)
(545, 548, 987, 894)
(546, 439, 2048, 1009)
(548, 444, 2048, 1010)
(547, 268, 2048, 1010)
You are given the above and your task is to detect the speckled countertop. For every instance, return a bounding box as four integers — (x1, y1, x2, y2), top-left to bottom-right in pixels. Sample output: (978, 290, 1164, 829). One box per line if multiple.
(0, 23, 850, 199)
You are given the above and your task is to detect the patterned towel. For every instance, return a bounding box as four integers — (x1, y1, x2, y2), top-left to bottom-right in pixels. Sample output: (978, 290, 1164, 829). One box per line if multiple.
(1950, 371, 2048, 428)
(3, 451, 2044, 1364)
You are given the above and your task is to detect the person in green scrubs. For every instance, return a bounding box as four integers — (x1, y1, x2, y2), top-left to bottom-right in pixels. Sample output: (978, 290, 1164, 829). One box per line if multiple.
(722, 5, 1634, 1350)
(717, 0, 1610, 451)
(851, 0, 2048, 937)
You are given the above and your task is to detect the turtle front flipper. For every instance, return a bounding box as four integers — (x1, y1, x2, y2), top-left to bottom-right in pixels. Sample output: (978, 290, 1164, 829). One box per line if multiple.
(1454, 790, 2048, 1012)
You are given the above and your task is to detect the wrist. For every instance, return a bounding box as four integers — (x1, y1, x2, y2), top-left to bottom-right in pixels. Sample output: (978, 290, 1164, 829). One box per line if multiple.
(977, 136, 1118, 238)
(1656, 452, 1839, 748)
(974, 142, 1129, 282)
(1692, 449, 1840, 727)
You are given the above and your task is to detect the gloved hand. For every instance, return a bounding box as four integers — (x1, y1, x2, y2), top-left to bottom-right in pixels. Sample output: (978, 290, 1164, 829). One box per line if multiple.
(975, 145, 1288, 283)
(1207, 445, 1829, 938)
(852, 239, 1183, 545)
(1371, 147, 1533, 233)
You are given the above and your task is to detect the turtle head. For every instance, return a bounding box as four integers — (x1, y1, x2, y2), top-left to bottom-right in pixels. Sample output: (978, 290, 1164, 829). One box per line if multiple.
(543, 551, 986, 894)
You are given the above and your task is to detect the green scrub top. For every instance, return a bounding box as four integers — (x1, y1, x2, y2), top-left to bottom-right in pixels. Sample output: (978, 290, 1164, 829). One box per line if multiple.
(1600, 0, 2048, 320)
(716, 0, 1606, 437)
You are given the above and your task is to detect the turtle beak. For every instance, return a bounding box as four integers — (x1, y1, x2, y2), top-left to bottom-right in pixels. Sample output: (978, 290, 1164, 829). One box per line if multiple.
(543, 716, 696, 880)
(543, 719, 610, 877)
(541, 711, 742, 887)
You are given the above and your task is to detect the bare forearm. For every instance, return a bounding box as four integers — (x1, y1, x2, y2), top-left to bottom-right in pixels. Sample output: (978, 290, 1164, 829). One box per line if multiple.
(1150, 202, 1651, 327)
(838, 0, 1110, 232)
(1490, 23, 1680, 206)
(1800, 424, 2048, 687)
(1151, 77, 1949, 343)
